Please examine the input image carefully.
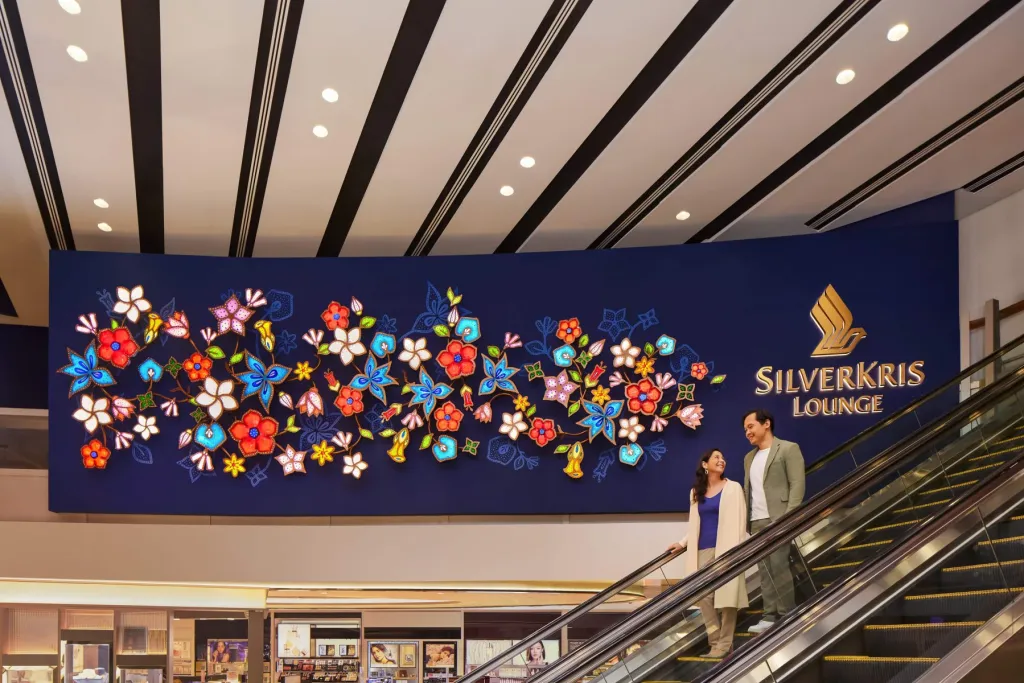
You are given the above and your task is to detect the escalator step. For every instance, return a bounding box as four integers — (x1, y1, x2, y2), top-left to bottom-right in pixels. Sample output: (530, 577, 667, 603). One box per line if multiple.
(941, 559, 1024, 589)
(967, 443, 1023, 464)
(892, 498, 951, 516)
(917, 480, 977, 497)
(862, 621, 983, 657)
(821, 656, 936, 683)
(974, 535, 1024, 561)
(811, 560, 862, 584)
(947, 461, 1009, 479)
(836, 539, 894, 561)
(900, 587, 1024, 618)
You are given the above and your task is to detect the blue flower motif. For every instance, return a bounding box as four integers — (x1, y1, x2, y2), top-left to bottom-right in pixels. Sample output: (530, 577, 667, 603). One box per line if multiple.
(246, 460, 270, 487)
(638, 308, 659, 330)
(513, 453, 540, 471)
(350, 355, 396, 404)
(404, 282, 471, 337)
(655, 334, 676, 356)
(238, 352, 291, 411)
(378, 315, 398, 334)
(277, 329, 297, 355)
(552, 344, 577, 367)
(577, 400, 624, 444)
(132, 442, 154, 465)
(370, 332, 397, 358)
(177, 455, 215, 484)
(619, 442, 643, 466)
(59, 343, 116, 397)
(408, 369, 453, 415)
(96, 288, 115, 314)
(262, 289, 294, 322)
(487, 435, 520, 466)
(137, 358, 164, 382)
(299, 413, 342, 449)
(479, 354, 519, 395)
(592, 451, 614, 483)
(535, 316, 558, 336)
(158, 298, 177, 346)
(194, 423, 227, 451)
(432, 435, 458, 462)
(454, 317, 481, 343)
(599, 308, 630, 339)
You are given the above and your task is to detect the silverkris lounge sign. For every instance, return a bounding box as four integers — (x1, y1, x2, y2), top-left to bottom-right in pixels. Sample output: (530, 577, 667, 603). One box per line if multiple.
(754, 286, 925, 417)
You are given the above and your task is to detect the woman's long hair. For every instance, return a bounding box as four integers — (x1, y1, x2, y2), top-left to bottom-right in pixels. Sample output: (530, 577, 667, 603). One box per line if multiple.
(693, 448, 722, 503)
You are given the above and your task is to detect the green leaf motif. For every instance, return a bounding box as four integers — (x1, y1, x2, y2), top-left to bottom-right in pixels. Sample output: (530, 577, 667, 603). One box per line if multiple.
(380, 428, 396, 438)
(526, 405, 537, 419)
(317, 342, 330, 355)
(446, 287, 455, 304)
(206, 345, 225, 360)
(136, 392, 156, 410)
(525, 362, 544, 380)
(487, 345, 501, 359)
(677, 383, 695, 402)
(660, 402, 673, 416)
(577, 334, 589, 348)
(110, 320, 120, 329)
(577, 351, 593, 367)
(164, 357, 182, 377)
(359, 428, 374, 441)
(568, 369, 582, 383)
(359, 316, 377, 329)
(710, 374, 727, 385)
(463, 439, 479, 455)
(554, 444, 570, 454)
(419, 434, 433, 450)
(286, 424, 301, 434)
(286, 415, 296, 429)
(190, 407, 206, 423)
(401, 384, 413, 394)
(433, 324, 450, 338)
(567, 400, 581, 417)
(643, 342, 656, 357)
(229, 352, 244, 365)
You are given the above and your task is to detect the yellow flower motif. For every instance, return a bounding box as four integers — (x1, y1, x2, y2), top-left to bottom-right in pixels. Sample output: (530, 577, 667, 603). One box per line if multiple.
(223, 453, 246, 478)
(635, 357, 655, 377)
(591, 385, 611, 406)
(294, 361, 313, 381)
(513, 394, 530, 411)
(312, 440, 335, 466)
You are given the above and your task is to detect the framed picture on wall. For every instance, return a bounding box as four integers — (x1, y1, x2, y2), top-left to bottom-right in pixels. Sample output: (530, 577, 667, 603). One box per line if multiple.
(399, 644, 416, 668)
(368, 643, 399, 668)
(423, 642, 457, 670)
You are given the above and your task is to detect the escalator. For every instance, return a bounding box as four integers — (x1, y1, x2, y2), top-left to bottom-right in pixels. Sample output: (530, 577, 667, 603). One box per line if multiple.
(456, 334, 1024, 683)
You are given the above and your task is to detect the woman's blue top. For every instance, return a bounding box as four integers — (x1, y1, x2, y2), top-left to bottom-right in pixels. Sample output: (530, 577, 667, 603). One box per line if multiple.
(697, 489, 721, 550)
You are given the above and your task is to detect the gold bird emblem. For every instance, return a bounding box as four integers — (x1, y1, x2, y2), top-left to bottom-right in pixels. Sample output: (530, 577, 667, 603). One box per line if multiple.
(144, 313, 163, 345)
(254, 320, 275, 352)
(387, 428, 410, 463)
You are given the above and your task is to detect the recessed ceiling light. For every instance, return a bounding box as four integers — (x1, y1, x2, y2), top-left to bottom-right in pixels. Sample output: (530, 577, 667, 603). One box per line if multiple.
(675, 210, 691, 221)
(519, 156, 535, 169)
(322, 88, 339, 103)
(887, 23, 909, 42)
(835, 69, 855, 85)
(58, 0, 82, 15)
(93, 198, 109, 209)
(312, 125, 328, 138)
(499, 185, 514, 197)
(97, 222, 112, 232)
(66, 45, 88, 62)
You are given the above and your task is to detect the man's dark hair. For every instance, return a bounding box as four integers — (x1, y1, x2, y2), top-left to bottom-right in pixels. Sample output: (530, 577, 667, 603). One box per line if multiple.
(742, 408, 774, 432)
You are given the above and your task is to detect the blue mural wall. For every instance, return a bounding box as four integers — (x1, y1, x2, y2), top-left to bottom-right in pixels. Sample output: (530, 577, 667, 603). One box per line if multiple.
(47, 213, 959, 516)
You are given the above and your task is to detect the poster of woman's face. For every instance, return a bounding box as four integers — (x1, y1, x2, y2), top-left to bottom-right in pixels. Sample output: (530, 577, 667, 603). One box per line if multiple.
(208, 640, 248, 664)
(368, 643, 398, 668)
(518, 641, 559, 668)
(424, 643, 456, 668)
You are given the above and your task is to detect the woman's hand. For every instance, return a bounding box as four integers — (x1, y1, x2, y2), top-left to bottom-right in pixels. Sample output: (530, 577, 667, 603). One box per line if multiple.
(667, 542, 685, 553)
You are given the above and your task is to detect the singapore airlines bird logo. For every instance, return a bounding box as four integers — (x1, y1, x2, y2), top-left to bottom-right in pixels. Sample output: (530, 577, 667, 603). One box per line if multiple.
(810, 285, 866, 357)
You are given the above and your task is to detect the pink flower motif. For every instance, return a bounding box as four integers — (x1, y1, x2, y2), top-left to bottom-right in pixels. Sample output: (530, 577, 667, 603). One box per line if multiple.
(543, 371, 579, 407)
(178, 429, 193, 449)
(677, 404, 704, 430)
(303, 328, 324, 347)
(654, 372, 677, 390)
(114, 432, 134, 450)
(209, 295, 254, 336)
(474, 404, 493, 423)
(76, 313, 98, 335)
(190, 450, 214, 472)
(201, 327, 217, 345)
(651, 416, 668, 433)
(331, 431, 354, 449)
(162, 311, 190, 339)
(588, 339, 606, 356)
(245, 288, 267, 308)
(608, 371, 625, 388)
(110, 396, 135, 422)
(278, 393, 294, 410)
(160, 400, 178, 417)
(297, 388, 325, 417)
(402, 411, 424, 429)
(504, 332, 522, 349)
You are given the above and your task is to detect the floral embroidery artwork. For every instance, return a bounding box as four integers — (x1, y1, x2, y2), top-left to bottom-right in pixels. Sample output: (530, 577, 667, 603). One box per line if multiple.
(62, 282, 718, 482)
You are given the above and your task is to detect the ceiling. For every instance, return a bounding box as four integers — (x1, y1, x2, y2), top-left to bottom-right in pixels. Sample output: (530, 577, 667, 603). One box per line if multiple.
(1, 0, 1023, 326)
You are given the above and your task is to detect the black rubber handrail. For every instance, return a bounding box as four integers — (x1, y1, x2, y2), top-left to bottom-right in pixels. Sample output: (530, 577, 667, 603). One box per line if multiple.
(524, 364, 1024, 683)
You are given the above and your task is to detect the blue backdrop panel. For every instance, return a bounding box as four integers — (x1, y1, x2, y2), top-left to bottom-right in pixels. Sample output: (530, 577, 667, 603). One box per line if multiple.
(47, 219, 959, 516)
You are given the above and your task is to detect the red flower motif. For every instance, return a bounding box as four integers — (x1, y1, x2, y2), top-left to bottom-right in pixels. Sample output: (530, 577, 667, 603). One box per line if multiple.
(434, 401, 464, 432)
(321, 301, 350, 331)
(556, 318, 582, 344)
(229, 410, 278, 457)
(185, 352, 213, 382)
(529, 417, 556, 447)
(80, 438, 111, 469)
(625, 378, 663, 415)
(334, 386, 364, 417)
(97, 327, 138, 368)
(437, 340, 477, 379)
(691, 362, 709, 380)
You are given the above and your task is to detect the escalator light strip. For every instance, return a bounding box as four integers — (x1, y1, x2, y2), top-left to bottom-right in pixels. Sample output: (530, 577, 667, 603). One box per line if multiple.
(866, 519, 921, 533)
(823, 656, 939, 663)
(977, 534, 1024, 547)
(863, 621, 984, 630)
(921, 480, 978, 495)
(993, 433, 1024, 446)
(1012, 514, 1024, 522)
(949, 461, 1010, 478)
(676, 656, 721, 662)
(812, 561, 862, 572)
(893, 499, 952, 514)
(838, 539, 893, 552)
(905, 588, 1023, 601)
(943, 559, 1024, 573)
(968, 445, 1024, 463)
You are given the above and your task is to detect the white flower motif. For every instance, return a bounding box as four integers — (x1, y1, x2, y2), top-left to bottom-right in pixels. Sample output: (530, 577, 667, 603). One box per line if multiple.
(401, 411, 424, 429)
(650, 416, 669, 433)
(195, 377, 238, 420)
(201, 327, 217, 345)
(133, 415, 159, 441)
(398, 337, 432, 370)
(499, 411, 528, 440)
(76, 313, 98, 335)
(278, 392, 294, 409)
(654, 372, 677, 390)
(245, 288, 267, 308)
(178, 429, 193, 449)
(276, 445, 307, 476)
(328, 327, 367, 365)
(112, 285, 151, 323)
(350, 296, 363, 315)
(343, 452, 368, 479)
(332, 431, 354, 449)
(608, 371, 625, 388)
(72, 395, 112, 433)
(611, 338, 641, 368)
(303, 328, 324, 347)
(618, 416, 645, 443)
(160, 400, 178, 417)
(114, 432, 134, 450)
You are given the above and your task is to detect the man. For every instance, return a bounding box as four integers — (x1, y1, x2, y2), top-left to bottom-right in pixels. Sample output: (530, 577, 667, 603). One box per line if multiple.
(742, 408, 805, 633)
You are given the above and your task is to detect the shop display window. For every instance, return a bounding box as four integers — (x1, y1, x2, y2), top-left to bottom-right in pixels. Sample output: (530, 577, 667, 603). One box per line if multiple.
(464, 640, 558, 683)
(119, 670, 162, 683)
(206, 639, 248, 676)
(276, 619, 360, 683)
(367, 642, 418, 683)
(422, 642, 457, 683)
(61, 642, 112, 683)
(4, 667, 55, 683)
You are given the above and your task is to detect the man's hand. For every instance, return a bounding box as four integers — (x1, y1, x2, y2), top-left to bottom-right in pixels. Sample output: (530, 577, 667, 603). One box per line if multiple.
(667, 542, 685, 553)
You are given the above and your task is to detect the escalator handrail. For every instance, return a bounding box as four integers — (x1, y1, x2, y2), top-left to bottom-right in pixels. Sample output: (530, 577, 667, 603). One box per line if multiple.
(712, 441, 1024, 683)
(804, 330, 1024, 477)
(524, 365, 1024, 683)
(460, 334, 1024, 683)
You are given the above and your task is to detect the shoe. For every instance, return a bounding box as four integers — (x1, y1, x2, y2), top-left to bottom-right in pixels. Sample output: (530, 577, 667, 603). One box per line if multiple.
(747, 619, 776, 634)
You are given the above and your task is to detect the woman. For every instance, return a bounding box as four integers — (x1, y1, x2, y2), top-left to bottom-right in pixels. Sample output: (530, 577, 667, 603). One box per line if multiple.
(668, 448, 749, 658)
(525, 642, 547, 667)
